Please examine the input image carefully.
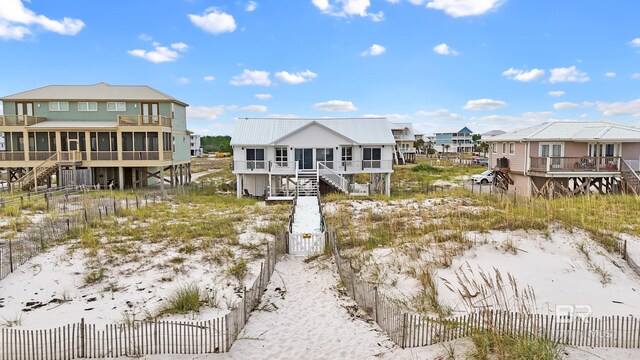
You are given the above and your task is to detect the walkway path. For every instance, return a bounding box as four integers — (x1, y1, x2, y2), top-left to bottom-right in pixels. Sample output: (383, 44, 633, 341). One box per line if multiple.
(218, 256, 396, 359)
(291, 196, 322, 234)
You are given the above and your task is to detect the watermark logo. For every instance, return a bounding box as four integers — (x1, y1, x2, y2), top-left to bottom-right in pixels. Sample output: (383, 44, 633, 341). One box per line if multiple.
(555, 304, 592, 323)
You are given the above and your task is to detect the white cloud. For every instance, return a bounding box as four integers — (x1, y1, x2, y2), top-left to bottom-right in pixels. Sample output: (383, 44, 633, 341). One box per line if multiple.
(549, 66, 590, 83)
(187, 105, 226, 120)
(312, 0, 331, 11)
(631, 73, 640, 80)
(178, 77, 189, 84)
(416, 109, 464, 120)
(426, 0, 504, 17)
(464, 99, 506, 110)
(242, 105, 267, 112)
(246, 1, 258, 12)
(553, 102, 579, 110)
(171, 42, 189, 52)
(502, 68, 545, 82)
(255, 93, 272, 100)
(548, 91, 566, 97)
(314, 100, 357, 112)
(230, 69, 271, 86)
(311, 0, 384, 22)
(596, 99, 640, 117)
(361, 44, 386, 56)
(433, 43, 459, 56)
(189, 8, 236, 35)
(128, 41, 186, 63)
(138, 34, 152, 41)
(203, 75, 215, 82)
(630, 38, 640, 48)
(0, 0, 84, 40)
(274, 70, 317, 84)
(605, 72, 616, 78)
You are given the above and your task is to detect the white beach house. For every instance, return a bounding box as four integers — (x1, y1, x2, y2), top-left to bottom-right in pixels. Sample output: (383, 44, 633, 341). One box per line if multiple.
(231, 117, 396, 199)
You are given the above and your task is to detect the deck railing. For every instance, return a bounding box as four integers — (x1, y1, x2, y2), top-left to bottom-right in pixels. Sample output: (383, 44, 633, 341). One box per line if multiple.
(90, 151, 119, 161)
(529, 156, 621, 172)
(0, 151, 25, 161)
(0, 115, 46, 126)
(117, 115, 172, 127)
(122, 151, 160, 161)
(233, 160, 267, 172)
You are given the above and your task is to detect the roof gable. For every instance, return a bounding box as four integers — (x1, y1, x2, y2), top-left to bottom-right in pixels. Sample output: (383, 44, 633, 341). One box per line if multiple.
(272, 121, 356, 144)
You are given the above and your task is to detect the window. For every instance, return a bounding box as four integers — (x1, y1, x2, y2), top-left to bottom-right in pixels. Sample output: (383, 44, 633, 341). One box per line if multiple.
(78, 102, 98, 111)
(49, 102, 69, 111)
(363, 147, 382, 169)
(107, 102, 126, 111)
(509, 142, 515, 155)
(275, 146, 288, 166)
(147, 133, 159, 151)
(342, 147, 353, 161)
(492, 143, 497, 154)
(502, 142, 507, 154)
(246, 148, 265, 169)
(316, 148, 334, 169)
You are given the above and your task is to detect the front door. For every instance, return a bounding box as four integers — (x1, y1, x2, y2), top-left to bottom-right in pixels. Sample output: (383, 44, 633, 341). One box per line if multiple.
(295, 148, 313, 169)
(16, 102, 34, 123)
(141, 103, 159, 124)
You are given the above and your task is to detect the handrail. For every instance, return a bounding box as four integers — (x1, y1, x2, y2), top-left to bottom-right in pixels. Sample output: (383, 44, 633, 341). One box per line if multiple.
(621, 159, 640, 194)
(14, 153, 59, 191)
(317, 162, 349, 193)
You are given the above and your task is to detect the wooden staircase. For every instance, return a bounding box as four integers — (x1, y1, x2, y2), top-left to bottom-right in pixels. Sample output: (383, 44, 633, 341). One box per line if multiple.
(317, 162, 369, 196)
(296, 169, 319, 196)
(15, 153, 59, 191)
(621, 159, 640, 194)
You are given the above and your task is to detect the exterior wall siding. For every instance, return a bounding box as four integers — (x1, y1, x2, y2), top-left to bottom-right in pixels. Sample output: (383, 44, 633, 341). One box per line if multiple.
(622, 143, 640, 161)
(488, 142, 527, 174)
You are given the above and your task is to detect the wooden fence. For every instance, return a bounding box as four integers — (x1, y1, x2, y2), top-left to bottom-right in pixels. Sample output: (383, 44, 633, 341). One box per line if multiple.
(328, 228, 640, 349)
(0, 232, 287, 359)
(0, 188, 181, 282)
(619, 239, 640, 277)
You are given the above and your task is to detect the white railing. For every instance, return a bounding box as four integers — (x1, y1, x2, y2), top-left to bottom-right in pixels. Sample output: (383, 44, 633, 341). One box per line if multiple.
(233, 160, 268, 172)
(318, 162, 349, 193)
(349, 183, 370, 196)
(270, 160, 297, 173)
(288, 233, 324, 256)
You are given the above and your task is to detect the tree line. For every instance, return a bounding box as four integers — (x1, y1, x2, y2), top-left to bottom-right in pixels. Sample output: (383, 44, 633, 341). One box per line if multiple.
(200, 135, 232, 153)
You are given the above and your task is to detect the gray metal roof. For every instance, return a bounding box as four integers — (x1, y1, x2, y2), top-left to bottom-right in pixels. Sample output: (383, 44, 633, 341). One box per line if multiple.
(27, 120, 117, 129)
(482, 129, 506, 137)
(487, 121, 640, 142)
(1, 83, 187, 106)
(231, 118, 396, 146)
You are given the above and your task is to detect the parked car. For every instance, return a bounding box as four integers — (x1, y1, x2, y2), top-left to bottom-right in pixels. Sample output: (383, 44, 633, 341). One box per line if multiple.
(473, 157, 489, 166)
(471, 170, 495, 184)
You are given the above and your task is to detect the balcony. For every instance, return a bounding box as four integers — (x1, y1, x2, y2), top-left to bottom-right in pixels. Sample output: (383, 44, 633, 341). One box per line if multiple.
(529, 156, 621, 173)
(118, 115, 172, 127)
(233, 159, 394, 174)
(0, 115, 46, 126)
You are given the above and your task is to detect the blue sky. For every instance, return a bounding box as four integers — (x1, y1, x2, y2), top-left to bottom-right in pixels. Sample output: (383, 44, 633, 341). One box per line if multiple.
(1, 0, 640, 136)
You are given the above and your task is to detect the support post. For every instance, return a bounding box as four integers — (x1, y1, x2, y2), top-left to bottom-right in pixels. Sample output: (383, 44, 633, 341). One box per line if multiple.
(118, 166, 124, 190)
